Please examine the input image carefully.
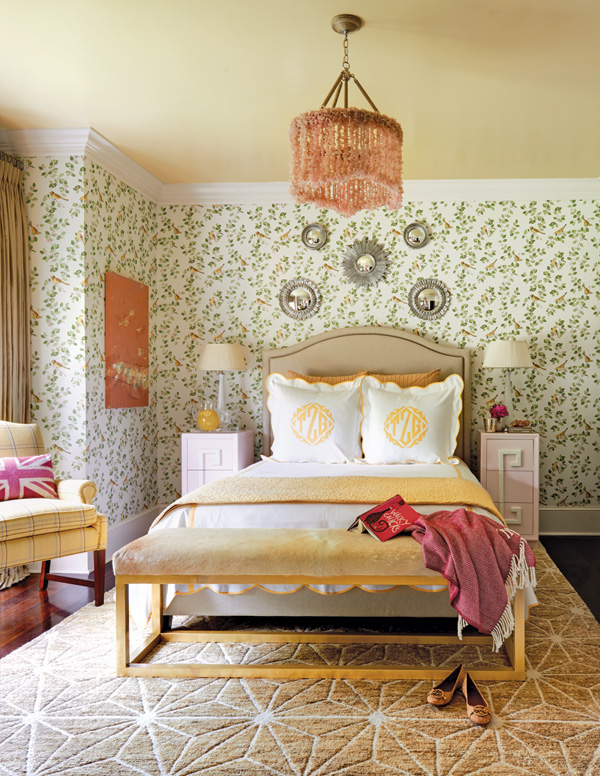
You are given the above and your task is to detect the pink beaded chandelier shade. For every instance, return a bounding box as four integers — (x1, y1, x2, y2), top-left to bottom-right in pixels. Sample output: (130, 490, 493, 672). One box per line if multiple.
(289, 14, 403, 218)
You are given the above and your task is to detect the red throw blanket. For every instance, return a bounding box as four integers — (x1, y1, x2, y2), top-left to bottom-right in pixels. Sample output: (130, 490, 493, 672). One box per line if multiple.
(404, 509, 536, 651)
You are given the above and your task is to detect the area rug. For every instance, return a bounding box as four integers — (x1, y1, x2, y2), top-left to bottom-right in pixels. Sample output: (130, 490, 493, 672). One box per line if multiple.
(1, 545, 599, 776)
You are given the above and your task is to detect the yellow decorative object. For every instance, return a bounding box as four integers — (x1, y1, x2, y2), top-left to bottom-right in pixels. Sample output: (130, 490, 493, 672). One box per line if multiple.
(384, 406, 429, 448)
(290, 403, 334, 446)
(197, 401, 219, 431)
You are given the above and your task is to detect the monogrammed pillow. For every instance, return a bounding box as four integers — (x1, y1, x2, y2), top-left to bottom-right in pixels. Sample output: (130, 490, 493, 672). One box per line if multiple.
(266, 374, 363, 463)
(360, 375, 464, 464)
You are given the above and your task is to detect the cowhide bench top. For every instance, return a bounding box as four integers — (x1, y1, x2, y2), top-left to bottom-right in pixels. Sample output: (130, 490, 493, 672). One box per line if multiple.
(112, 526, 438, 580)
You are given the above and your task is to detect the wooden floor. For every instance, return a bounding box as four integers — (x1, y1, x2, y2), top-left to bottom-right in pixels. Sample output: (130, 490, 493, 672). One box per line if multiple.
(0, 537, 598, 659)
(0, 564, 115, 659)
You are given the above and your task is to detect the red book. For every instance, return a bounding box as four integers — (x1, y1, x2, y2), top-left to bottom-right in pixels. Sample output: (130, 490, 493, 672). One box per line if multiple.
(348, 494, 422, 541)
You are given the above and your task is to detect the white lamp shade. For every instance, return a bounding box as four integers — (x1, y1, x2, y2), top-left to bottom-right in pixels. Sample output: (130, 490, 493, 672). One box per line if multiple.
(483, 340, 533, 369)
(197, 343, 247, 371)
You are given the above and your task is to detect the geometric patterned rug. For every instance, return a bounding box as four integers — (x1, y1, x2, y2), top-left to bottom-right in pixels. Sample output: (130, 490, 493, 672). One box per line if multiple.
(1, 545, 599, 776)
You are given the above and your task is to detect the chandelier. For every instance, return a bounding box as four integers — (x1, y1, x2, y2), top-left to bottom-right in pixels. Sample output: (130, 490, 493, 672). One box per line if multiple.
(289, 14, 403, 218)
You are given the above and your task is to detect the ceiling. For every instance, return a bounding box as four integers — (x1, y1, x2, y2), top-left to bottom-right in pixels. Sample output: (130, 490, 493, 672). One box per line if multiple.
(1, 0, 599, 185)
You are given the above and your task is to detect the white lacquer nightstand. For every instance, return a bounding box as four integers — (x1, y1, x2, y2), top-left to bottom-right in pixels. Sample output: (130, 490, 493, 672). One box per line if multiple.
(181, 430, 254, 495)
(478, 431, 539, 544)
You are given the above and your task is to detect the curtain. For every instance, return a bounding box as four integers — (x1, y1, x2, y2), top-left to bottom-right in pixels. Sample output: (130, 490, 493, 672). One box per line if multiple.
(0, 152, 31, 589)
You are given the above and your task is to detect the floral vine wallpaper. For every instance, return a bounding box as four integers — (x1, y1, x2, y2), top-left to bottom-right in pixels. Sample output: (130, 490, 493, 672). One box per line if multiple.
(26, 158, 158, 522)
(24, 155, 599, 528)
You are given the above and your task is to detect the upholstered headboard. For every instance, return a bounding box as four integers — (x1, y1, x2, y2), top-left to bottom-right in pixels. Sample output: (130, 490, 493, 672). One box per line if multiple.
(261, 326, 472, 462)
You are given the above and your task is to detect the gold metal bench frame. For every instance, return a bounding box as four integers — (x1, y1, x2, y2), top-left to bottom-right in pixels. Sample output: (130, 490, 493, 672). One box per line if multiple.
(116, 572, 526, 681)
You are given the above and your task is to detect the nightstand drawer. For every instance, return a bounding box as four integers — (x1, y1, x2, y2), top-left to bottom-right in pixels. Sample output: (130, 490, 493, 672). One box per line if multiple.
(485, 439, 535, 471)
(497, 502, 534, 535)
(187, 469, 233, 490)
(486, 470, 533, 503)
(185, 436, 233, 471)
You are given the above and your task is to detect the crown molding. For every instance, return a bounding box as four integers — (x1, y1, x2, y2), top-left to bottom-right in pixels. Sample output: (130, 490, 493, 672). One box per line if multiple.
(158, 182, 292, 205)
(1, 127, 598, 205)
(160, 178, 600, 205)
(84, 129, 163, 202)
(0, 127, 163, 202)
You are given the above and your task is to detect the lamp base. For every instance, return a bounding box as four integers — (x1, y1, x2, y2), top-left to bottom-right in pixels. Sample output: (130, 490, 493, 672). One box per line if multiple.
(217, 372, 226, 416)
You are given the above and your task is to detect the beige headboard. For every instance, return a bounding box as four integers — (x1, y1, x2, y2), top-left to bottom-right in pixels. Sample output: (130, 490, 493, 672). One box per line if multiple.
(262, 326, 472, 462)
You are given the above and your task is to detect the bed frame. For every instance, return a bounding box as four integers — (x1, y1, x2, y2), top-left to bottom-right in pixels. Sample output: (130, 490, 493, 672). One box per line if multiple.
(262, 325, 471, 462)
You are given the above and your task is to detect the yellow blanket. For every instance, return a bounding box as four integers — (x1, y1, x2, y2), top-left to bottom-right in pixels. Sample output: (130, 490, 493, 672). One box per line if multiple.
(153, 475, 503, 526)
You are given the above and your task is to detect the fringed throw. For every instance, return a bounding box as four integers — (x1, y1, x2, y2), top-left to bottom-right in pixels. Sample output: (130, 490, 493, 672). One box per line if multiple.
(405, 509, 536, 650)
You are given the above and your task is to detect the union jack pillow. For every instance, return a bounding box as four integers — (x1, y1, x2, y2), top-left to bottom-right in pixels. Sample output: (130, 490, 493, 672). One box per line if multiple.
(0, 454, 58, 501)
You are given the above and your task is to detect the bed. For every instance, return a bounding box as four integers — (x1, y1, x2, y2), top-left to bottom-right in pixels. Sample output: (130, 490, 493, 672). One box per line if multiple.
(122, 326, 537, 679)
(138, 325, 531, 617)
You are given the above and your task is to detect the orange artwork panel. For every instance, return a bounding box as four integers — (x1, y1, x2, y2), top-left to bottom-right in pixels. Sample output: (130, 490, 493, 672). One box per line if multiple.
(105, 272, 149, 408)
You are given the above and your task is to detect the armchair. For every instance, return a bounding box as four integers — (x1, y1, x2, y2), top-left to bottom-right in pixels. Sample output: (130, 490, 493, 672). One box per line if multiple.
(0, 421, 107, 605)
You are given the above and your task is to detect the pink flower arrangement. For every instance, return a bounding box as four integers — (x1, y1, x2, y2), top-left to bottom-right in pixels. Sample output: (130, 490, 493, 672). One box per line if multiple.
(490, 404, 509, 420)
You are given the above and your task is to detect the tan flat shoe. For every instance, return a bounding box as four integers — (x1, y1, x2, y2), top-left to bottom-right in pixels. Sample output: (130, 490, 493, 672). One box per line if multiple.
(427, 664, 466, 706)
(462, 672, 492, 726)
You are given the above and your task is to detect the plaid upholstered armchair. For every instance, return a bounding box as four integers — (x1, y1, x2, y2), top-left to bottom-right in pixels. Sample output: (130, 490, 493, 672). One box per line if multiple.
(0, 421, 107, 605)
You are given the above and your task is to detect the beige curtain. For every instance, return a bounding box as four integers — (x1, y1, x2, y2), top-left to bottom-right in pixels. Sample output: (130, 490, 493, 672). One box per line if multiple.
(0, 153, 30, 423)
(0, 152, 31, 589)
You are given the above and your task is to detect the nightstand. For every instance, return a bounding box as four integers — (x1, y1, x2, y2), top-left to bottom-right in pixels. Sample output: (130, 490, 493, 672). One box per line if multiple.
(478, 431, 539, 544)
(181, 430, 254, 494)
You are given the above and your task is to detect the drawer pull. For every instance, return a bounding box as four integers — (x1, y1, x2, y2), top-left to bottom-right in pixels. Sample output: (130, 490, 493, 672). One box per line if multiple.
(506, 506, 522, 526)
(498, 449, 522, 519)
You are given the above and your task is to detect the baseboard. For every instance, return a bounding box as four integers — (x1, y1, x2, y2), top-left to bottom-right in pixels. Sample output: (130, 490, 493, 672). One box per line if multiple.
(540, 506, 600, 536)
(28, 505, 167, 576)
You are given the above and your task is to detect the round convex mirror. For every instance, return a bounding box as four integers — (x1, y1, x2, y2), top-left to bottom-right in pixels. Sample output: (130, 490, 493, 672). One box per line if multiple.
(279, 278, 321, 320)
(301, 223, 328, 250)
(289, 287, 311, 311)
(417, 287, 441, 311)
(403, 223, 430, 249)
(356, 254, 376, 273)
(408, 278, 450, 320)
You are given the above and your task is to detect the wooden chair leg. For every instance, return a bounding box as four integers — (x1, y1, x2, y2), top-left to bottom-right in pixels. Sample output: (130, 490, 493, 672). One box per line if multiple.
(93, 549, 106, 606)
(39, 560, 51, 591)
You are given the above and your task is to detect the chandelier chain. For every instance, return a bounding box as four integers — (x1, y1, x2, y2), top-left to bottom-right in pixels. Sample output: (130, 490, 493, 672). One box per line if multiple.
(342, 33, 351, 71)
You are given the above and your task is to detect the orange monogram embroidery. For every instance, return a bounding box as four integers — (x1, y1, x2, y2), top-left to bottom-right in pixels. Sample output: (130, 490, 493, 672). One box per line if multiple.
(384, 406, 428, 448)
(291, 403, 334, 445)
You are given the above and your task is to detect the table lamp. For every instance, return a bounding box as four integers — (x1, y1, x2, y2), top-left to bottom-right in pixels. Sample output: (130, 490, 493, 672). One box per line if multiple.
(197, 343, 247, 415)
(483, 340, 533, 423)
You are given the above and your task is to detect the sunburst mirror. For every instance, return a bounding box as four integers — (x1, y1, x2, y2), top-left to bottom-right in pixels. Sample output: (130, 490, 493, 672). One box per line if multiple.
(341, 238, 390, 288)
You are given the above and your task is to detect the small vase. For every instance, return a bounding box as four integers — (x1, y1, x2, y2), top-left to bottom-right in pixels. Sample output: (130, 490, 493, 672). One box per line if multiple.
(484, 417, 495, 432)
(495, 420, 505, 432)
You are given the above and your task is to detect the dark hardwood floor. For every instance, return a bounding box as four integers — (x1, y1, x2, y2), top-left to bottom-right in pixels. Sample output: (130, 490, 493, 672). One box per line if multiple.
(0, 538, 598, 658)
(541, 536, 600, 622)
(0, 564, 115, 658)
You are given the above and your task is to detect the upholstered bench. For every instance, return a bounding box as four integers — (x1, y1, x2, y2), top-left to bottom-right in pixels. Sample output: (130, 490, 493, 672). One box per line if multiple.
(113, 527, 526, 680)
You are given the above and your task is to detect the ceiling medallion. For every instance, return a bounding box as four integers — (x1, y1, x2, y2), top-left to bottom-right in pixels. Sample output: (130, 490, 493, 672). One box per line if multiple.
(289, 14, 403, 218)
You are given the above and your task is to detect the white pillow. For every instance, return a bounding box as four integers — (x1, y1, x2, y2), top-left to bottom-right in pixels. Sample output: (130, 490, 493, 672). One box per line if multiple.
(266, 374, 363, 463)
(360, 374, 464, 464)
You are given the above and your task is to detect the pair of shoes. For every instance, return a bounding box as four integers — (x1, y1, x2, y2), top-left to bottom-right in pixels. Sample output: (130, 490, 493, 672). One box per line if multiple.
(427, 665, 492, 726)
